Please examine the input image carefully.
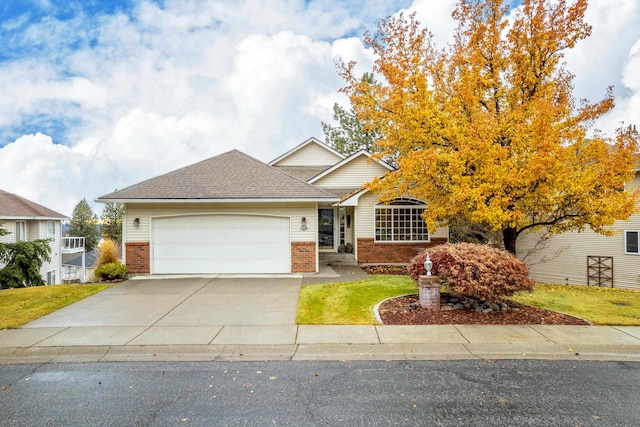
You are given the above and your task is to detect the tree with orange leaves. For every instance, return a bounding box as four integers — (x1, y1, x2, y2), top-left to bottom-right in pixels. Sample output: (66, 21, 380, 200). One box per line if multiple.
(341, 0, 639, 255)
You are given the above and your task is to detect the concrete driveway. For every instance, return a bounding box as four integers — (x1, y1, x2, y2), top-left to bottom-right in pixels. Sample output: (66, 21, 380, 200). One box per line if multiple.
(20, 276, 302, 346)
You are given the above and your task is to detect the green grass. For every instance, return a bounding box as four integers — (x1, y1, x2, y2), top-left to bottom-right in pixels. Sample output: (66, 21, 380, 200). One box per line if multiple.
(0, 283, 113, 329)
(297, 276, 640, 325)
(510, 284, 640, 326)
(296, 275, 416, 324)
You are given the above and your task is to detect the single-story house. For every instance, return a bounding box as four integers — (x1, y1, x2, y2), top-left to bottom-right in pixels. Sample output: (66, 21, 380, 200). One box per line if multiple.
(518, 167, 640, 290)
(0, 189, 68, 285)
(96, 137, 448, 275)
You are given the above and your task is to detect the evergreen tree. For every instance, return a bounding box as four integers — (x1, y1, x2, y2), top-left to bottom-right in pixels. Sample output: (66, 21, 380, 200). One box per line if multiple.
(67, 198, 100, 251)
(321, 73, 380, 155)
(101, 202, 124, 244)
(0, 223, 51, 288)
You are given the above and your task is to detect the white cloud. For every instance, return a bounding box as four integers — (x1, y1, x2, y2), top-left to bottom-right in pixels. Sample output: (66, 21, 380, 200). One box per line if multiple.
(0, 0, 638, 217)
(556, 0, 640, 134)
(0, 133, 84, 215)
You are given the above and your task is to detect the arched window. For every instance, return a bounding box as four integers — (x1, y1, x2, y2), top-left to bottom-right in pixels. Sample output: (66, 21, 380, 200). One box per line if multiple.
(375, 198, 429, 242)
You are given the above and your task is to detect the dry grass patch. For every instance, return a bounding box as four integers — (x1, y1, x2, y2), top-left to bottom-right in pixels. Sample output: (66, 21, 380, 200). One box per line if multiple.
(0, 283, 113, 329)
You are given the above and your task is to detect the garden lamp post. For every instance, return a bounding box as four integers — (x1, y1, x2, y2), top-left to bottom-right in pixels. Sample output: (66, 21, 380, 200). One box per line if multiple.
(419, 253, 440, 310)
(424, 254, 433, 276)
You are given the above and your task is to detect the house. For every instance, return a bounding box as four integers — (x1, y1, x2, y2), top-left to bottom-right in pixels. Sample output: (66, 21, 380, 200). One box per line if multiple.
(96, 137, 448, 275)
(0, 189, 69, 285)
(62, 249, 97, 283)
(517, 167, 640, 290)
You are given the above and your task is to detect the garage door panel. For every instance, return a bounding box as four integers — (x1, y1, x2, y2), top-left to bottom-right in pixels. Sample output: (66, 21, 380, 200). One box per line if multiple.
(152, 215, 291, 274)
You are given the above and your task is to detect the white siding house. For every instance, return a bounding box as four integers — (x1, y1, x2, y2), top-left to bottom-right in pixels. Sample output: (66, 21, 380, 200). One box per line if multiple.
(0, 189, 68, 285)
(97, 137, 450, 275)
(518, 172, 640, 290)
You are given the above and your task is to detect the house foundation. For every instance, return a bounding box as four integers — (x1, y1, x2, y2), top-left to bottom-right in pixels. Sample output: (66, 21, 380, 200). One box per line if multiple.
(357, 238, 448, 264)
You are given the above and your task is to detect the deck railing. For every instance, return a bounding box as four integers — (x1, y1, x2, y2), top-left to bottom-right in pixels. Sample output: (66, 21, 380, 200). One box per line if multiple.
(61, 237, 85, 253)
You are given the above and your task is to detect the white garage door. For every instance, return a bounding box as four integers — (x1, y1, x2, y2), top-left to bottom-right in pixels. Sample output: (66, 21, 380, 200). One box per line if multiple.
(152, 215, 290, 274)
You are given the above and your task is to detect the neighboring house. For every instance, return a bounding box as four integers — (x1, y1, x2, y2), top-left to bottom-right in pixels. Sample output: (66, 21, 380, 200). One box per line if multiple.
(62, 249, 97, 283)
(96, 137, 448, 275)
(0, 189, 69, 285)
(518, 168, 640, 290)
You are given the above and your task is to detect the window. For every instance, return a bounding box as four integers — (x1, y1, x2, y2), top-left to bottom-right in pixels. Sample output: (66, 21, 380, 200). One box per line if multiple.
(47, 270, 56, 285)
(47, 221, 56, 241)
(375, 198, 429, 242)
(15, 221, 26, 241)
(625, 231, 639, 254)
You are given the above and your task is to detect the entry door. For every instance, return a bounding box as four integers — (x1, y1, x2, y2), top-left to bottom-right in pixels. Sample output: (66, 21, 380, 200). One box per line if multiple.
(318, 208, 334, 249)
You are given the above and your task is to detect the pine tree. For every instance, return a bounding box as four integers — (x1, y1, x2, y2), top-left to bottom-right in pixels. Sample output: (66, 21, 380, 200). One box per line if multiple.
(67, 198, 100, 251)
(101, 202, 124, 245)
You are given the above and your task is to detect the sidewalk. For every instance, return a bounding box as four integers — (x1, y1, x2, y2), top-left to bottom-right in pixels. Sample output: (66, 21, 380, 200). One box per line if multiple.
(1, 324, 639, 364)
(1, 268, 639, 364)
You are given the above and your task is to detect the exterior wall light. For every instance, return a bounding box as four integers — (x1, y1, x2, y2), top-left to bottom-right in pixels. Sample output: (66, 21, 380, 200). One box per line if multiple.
(424, 253, 433, 276)
(301, 217, 308, 231)
(134, 217, 140, 227)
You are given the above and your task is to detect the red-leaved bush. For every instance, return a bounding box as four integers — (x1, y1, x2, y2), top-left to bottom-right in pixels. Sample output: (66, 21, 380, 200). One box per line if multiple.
(407, 243, 535, 302)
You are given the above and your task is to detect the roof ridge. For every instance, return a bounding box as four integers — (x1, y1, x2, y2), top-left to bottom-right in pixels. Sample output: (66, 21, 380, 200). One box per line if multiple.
(97, 149, 339, 201)
(0, 189, 67, 218)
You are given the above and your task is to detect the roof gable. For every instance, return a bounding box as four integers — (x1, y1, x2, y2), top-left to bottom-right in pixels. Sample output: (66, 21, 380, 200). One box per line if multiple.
(0, 189, 67, 220)
(269, 137, 345, 167)
(97, 150, 337, 202)
(308, 150, 395, 187)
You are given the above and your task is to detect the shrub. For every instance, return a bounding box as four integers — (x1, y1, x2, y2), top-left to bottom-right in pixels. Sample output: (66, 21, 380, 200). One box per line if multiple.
(407, 243, 534, 302)
(94, 262, 128, 281)
(95, 238, 119, 267)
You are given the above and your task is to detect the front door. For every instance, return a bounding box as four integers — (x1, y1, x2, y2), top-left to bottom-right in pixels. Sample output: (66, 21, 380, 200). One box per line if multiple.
(318, 208, 334, 249)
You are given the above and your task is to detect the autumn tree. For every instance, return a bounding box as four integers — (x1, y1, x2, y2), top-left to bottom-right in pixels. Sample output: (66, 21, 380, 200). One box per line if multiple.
(101, 201, 124, 245)
(67, 198, 100, 251)
(341, 0, 639, 255)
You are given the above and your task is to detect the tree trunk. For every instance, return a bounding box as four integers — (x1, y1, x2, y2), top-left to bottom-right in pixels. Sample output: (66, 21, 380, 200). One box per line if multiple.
(502, 227, 517, 255)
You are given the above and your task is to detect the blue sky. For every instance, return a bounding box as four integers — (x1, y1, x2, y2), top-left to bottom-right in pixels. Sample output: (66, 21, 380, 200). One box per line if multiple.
(0, 0, 638, 215)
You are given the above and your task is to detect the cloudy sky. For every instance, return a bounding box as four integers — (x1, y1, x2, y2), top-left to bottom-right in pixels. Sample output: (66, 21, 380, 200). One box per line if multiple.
(0, 0, 638, 216)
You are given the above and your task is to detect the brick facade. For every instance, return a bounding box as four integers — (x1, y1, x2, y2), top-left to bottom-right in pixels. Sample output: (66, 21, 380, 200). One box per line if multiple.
(357, 237, 448, 264)
(291, 241, 316, 273)
(125, 242, 150, 274)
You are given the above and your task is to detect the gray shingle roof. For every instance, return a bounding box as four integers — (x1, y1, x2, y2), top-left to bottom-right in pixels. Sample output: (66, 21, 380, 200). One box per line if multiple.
(274, 165, 332, 181)
(0, 189, 68, 219)
(98, 150, 338, 201)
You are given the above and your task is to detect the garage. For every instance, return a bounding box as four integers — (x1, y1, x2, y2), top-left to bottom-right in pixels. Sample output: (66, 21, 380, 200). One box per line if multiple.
(151, 214, 291, 274)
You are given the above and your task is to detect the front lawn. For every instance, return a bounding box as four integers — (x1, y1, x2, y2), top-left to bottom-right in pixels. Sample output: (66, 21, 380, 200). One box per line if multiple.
(296, 275, 415, 324)
(297, 276, 640, 325)
(0, 283, 113, 329)
(509, 284, 640, 326)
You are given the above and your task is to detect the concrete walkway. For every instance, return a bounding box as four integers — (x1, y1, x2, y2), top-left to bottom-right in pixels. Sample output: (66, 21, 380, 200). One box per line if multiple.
(1, 268, 639, 364)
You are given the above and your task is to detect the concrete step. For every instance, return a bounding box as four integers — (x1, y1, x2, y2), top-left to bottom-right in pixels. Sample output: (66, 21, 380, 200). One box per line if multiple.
(319, 252, 358, 267)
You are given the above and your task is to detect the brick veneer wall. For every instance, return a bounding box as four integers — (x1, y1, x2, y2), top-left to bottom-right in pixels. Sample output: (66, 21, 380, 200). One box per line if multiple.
(291, 241, 316, 273)
(357, 237, 448, 264)
(125, 242, 150, 274)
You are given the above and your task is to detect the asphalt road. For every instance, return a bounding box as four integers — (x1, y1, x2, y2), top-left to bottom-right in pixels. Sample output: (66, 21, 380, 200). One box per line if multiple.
(1, 360, 638, 426)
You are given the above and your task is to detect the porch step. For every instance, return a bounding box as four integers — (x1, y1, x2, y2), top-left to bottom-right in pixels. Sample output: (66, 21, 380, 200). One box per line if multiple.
(319, 252, 358, 267)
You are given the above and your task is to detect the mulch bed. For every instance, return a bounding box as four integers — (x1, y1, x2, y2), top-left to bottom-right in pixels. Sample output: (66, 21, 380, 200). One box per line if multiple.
(378, 294, 590, 325)
(361, 266, 590, 325)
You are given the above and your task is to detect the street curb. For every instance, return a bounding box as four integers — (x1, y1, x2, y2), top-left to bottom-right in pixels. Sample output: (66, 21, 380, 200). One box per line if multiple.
(1, 344, 639, 364)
